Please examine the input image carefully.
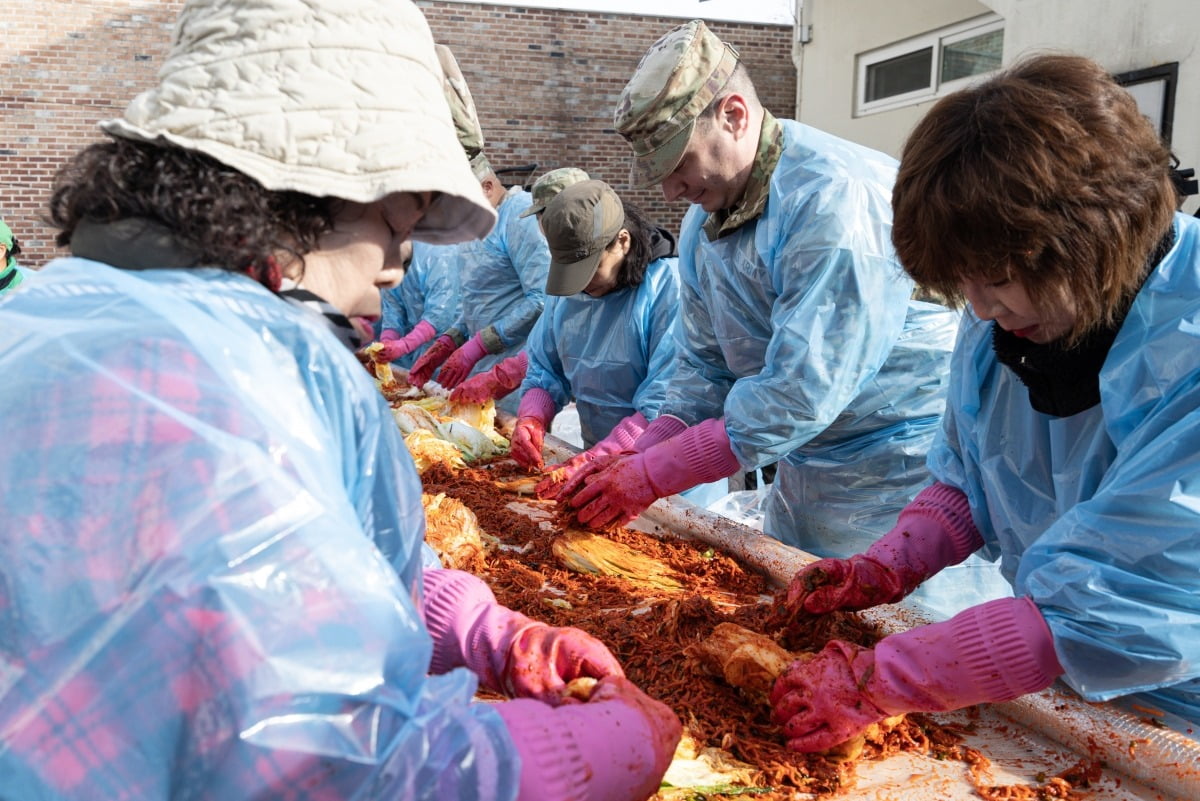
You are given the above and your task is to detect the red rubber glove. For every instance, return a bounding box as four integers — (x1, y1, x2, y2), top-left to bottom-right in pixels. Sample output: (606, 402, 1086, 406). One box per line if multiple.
(510, 417, 547, 469)
(567, 418, 741, 529)
(376, 319, 436, 362)
(407, 333, 459, 387)
(497, 676, 681, 801)
(437, 332, 491, 389)
(507, 387, 556, 470)
(771, 597, 1063, 753)
(422, 568, 623, 703)
(784, 483, 985, 617)
(536, 412, 649, 500)
(449, 352, 529, 404)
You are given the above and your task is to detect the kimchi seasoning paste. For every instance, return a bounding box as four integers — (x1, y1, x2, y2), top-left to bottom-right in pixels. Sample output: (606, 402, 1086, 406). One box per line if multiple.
(420, 462, 1097, 800)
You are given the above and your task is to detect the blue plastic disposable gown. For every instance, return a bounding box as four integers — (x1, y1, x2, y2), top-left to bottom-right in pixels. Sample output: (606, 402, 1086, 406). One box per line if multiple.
(928, 213, 1200, 723)
(669, 120, 1009, 618)
(381, 241, 463, 368)
(453, 188, 550, 413)
(0, 260, 518, 801)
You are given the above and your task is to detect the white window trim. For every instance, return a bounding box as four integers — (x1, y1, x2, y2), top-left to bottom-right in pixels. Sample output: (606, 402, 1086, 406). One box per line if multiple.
(855, 14, 1004, 117)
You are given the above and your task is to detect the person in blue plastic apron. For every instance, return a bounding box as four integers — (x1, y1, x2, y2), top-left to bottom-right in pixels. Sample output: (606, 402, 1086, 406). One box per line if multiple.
(456, 179, 726, 509)
(405, 46, 551, 416)
(771, 53, 1200, 753)
(0, 2, 681, 799)
(559, 19, 1007, 618)
(375, 239, 463, 368)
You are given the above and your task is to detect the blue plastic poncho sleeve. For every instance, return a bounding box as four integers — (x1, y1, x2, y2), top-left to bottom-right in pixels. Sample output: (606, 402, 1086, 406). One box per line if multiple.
(663, 207, 741, 421)
(406, 241, 463, 334)
(488, 197, 550, 348)
(521, 296, 573, 412)
(0, 261, 518, 801)
(381, 281, 414, 334)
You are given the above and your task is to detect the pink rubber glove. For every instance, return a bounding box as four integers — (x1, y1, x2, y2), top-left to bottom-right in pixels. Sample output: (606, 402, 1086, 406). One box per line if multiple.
(376, 319, 437, 362)
(771, 596, 1063, 753)
(536, 412, 648, 500)
(422, 568, 623, 703)
(437, 332, 491, 389)
(450, 352, 529, 404)
(407, 333, 459, 387)
(784, 483, 985, 617)
(496, 676, 681, 801)
(630, 413, 687, 450)
(567, 418, 741, 529)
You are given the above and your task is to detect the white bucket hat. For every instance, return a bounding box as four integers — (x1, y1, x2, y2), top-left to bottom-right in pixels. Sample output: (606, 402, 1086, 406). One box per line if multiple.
(101, 0, 495, 245)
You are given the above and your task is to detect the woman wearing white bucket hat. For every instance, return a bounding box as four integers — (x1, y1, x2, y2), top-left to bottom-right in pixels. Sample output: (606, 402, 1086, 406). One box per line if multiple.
(0, 1, 679, 800)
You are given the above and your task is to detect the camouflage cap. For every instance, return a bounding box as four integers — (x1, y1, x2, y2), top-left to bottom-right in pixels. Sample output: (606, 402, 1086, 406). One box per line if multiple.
(542, 180, 625, 296)
(436, 44, 492, 179)
(614, 20, 740, 189)
(518, 167, 591, 218)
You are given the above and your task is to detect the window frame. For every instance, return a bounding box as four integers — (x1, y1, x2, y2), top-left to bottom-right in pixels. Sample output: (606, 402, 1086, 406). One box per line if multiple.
(855, 14, 1004, 117)
(1114, 62, 1178, 144)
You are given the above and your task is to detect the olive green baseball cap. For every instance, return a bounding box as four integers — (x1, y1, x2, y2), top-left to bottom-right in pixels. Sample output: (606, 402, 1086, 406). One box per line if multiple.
(519, 167, 591, 218)
(614, 19, 740, 189)
(541, 180, 625, 296)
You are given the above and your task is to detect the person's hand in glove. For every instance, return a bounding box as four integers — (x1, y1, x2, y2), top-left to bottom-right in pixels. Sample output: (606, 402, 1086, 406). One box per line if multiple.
(496, 675, 681, 801)
(422, 568, 623, 703)
(407, 332, 460, 387)
(566, 418, 741, 529)
(536, 412, 650, 500)
(784, 483, 985, 617)
(437, 331, 494, 389)
(770, 596, 1063, 753)
(376, 320, 437, 363)
(450, 352, 529, 404)
(507, 388, 556, 470)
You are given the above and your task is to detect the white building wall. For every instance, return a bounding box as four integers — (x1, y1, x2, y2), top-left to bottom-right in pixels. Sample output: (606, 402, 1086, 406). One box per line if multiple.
(792, 0, 993, 156)
(794, 0, 1200, 213)
(989, 0, 1199, 214)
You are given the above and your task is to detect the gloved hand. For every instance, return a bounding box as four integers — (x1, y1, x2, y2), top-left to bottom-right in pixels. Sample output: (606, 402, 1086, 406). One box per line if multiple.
(450, 352, 529, 404)
(437, 332, 492, 389)
(422, 568, 622, 703)
(496, 676, 681, 801)
(567, 418, 741, 529)
(771, 597, 1063, 753)
(537, 412, 649, 500)
(376, 319, 437, 363)
(510, 417, 547, 470)
(508, 387, 557, 470)
(784, 483, 985, 617)
(407, 333, 459, 387)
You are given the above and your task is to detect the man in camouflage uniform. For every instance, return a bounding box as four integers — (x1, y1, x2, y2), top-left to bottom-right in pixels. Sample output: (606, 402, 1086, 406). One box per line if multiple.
(561, 20, 1009, 619)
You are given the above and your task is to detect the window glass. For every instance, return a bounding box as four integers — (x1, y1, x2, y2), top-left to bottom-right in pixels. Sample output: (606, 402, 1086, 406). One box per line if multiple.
(940, 29, 1003, 83)
(865, 47, 933, 102)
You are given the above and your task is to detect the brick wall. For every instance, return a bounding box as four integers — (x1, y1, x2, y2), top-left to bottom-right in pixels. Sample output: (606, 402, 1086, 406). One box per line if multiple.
(416, 3, 796, 234)
(0, 1, 794, 267)
(0, 2, 180, 266)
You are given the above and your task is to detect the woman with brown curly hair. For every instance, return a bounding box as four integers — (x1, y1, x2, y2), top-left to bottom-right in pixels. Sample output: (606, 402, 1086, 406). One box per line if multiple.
(769, 53, 1199, 752)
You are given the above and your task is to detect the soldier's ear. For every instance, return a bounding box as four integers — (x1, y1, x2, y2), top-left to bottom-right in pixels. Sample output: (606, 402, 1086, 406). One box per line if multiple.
(717, 93, 752, 138)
